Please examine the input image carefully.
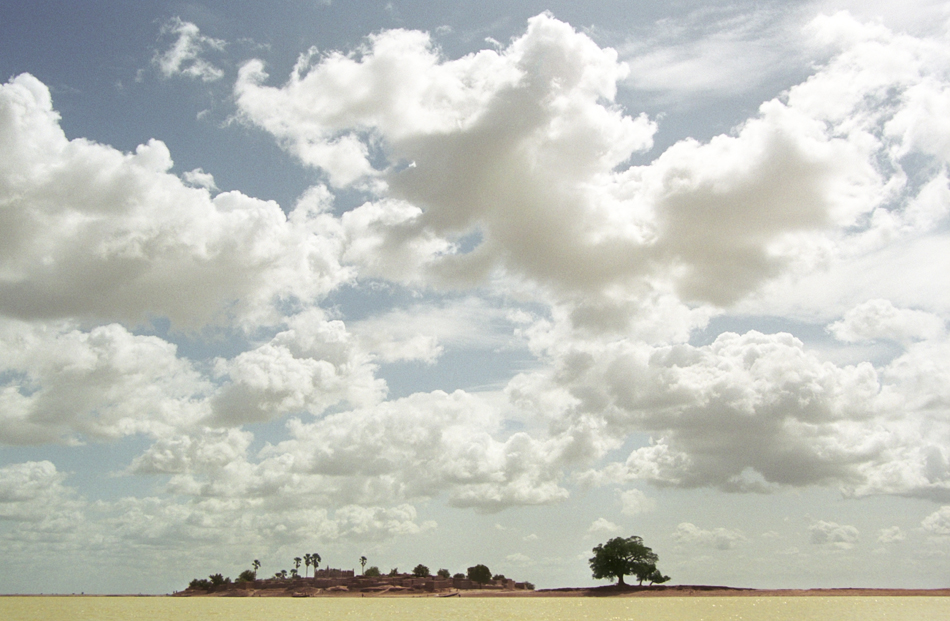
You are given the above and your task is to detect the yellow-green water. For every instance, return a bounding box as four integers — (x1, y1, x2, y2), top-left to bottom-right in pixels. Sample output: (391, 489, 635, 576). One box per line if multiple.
(2, 596, 949, 621)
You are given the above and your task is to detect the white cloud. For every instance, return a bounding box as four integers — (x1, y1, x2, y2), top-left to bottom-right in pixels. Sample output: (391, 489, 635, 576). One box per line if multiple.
(877, 526, 905, 543)
(0, 75, 353, 329)
(620, 2, 808, 100)
(0, 320, 210, 444)
(829, 299, 945, 343)
(0, 308, 390, 445)
(101, 495, 433, 553)
(182, 168, 218, 191)
(512, 309, 950, 501)
(127, 429, 253, 475)
(333, 504, 437, 541)
(620, 489, 656, 516)
(0, 461, 83, 523)
(588, 517, 621, 535)
(245, 390, 570, 511)
(3, 10, 950, 588)
(232, 10, 950, 338)
(351, 297, 523, 364)
(211, 309, 385, 426)
(0, 461, 88, 549)
(922, 506, 950, 536)
(505, 552, 532, 566)
(809, 520, 860, 548)
(672, 522, 746, 550)
(153, 18, 226, 82)
(518, 327, 885, 490)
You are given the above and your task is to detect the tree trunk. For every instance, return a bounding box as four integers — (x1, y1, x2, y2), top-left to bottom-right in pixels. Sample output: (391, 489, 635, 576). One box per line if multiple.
(617, 575, 626, 586)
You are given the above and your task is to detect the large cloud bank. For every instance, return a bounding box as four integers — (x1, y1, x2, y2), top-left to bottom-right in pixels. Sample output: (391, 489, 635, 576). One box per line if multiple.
(1, 11, 949, 567)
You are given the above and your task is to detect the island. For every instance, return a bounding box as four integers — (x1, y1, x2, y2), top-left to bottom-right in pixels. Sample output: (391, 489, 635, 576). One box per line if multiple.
(178, 561, 535, 597)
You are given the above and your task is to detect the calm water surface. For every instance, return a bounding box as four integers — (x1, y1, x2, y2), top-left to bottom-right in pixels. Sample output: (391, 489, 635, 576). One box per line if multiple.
(2, 596, 948, 621)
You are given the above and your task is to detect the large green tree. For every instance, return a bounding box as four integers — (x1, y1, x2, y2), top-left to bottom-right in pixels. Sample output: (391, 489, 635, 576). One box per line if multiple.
(467, 564, 492, 584)
(589, 536, 664, 586)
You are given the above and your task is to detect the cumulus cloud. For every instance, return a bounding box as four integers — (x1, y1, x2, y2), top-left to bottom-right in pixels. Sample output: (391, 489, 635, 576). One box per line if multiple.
(102, 495, 433, 553)
(153, 18, 226, 82)
(182, 168, 218, 191)
(0, 75, 352, 329)
(620, 489, 656, 516)
(262, 390, 569, 511)
(0, 461, 86, 541)
(809, 520, 860, 549)
(350, 297, 519, 364)
(3, 9, 950, 571)
(515, 327, 884, 491)
(232, 10, 950, 338)
(0, 308, 394, 445)
(922, 506, 950, 536)
(829, 299, 945, 343)
(0, 461, 82, 522)
(672, 522, 746, 550)
(877, 526, 905, 543)
(124, 387, 570, 512)
(127, 428, 253, 475)
(505, 552, 532, 566)
(211, 309, 385, 426)
(333, 504, 437, 541)
(0, 320, 210, 444)
(511, 301, 950, 501)
(588, 517, 621, 535)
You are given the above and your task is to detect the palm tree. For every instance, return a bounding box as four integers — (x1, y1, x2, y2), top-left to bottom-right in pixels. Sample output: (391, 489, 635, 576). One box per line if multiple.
(304, 553, 312, 578)
(294, 557, 302, 574)
(252, 559, 261, 572)
(360, 556, 367, 575)
(311, 552, 321, 575)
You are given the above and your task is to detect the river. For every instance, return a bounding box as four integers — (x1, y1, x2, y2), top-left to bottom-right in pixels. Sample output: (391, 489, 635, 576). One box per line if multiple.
(2, 595, 949, 621)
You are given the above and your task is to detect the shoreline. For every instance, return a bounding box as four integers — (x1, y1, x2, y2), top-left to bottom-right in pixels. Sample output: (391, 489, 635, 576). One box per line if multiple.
(5, 585, 950, 598)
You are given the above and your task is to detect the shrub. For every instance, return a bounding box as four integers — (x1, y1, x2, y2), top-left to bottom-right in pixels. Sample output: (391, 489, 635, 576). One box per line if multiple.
(237, 569, 257, 583)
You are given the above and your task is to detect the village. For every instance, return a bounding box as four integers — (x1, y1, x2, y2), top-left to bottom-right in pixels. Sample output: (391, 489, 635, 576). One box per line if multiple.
(181, 565, 535, 597)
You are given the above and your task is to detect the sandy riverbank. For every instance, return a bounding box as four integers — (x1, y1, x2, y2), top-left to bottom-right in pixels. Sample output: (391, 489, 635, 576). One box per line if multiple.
(167, 584, 950, 598)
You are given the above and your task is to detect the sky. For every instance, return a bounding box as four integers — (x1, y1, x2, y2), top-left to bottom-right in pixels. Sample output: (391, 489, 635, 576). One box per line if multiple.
(1, 0, 950, 594)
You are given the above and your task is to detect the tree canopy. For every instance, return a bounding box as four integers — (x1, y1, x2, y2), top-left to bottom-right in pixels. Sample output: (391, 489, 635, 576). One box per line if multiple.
(467, 564, 492, 584)
(412, 564, 430, 577)
(589, 536, 667, 586)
